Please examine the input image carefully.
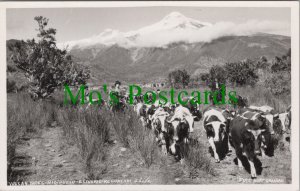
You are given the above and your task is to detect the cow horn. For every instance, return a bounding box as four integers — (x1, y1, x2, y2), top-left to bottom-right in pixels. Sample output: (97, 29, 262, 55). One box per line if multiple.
(273, 113, 279, 118)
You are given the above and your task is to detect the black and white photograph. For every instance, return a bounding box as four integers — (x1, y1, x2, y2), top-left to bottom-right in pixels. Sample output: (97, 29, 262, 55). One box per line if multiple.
(1, 1, 299, 190)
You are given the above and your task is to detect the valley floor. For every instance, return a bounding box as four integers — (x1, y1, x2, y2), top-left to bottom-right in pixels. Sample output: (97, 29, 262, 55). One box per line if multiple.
(9, 120, 291, 185)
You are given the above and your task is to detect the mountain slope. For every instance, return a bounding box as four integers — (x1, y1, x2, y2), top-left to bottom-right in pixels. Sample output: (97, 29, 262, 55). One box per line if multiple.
(70, 34, 290, 84)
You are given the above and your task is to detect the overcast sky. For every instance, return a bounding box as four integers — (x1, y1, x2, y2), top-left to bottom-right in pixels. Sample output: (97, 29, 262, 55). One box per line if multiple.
(7, 7, 291, 43)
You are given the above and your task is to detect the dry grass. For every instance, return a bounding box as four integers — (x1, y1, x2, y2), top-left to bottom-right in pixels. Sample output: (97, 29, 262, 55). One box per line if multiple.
(57, 106, 111, 178)
(228, 85, 290, 112)
(110, 108, 158, 167)
(184, 139, 215, 176)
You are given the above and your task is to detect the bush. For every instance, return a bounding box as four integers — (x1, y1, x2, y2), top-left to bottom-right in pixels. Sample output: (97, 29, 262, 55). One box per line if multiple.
(225, 59, 258, 86)
(168, 69, 190, 89)
(265, 71, 291, 96)
(264, 51, 291, 96)
(209, 65, 227, 86)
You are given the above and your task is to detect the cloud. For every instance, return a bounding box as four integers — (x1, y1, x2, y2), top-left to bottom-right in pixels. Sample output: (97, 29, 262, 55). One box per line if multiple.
(60, 19, 290, 49)
(134, 20, 290, 47)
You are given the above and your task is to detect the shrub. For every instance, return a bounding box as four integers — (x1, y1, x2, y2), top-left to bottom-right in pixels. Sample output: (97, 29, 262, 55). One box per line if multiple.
(225, 59, 258, 86)
(265, 71, 291, 96)
(209, 65, 227, 86)
(168, 69, 190, 89)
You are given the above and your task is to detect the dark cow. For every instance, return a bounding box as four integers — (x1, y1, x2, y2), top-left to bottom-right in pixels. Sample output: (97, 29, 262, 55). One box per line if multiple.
(230, 116, 269, 178)
(237, 109, 274, 157)
(231, 95, 248, 110)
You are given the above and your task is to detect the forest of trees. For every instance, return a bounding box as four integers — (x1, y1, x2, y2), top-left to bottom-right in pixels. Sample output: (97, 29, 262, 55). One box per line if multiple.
(168, 49, 291, 96)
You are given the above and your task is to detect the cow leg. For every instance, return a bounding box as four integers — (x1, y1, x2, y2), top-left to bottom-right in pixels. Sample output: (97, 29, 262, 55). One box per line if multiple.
(180, 158, 185, 165)
(186, 116, 194, 133)
(158, 116, 167, 132)
(170, 142, 176, 155)
(161, 144, 167, 156)
(154, 129, 159, 142)
(184, 138, 189, 144)
(248, 159, 257, 179)
(235, 146, 243, 169)
(140, 117, 146, 127)
(238, 158, 243, 169)
(159, 132, 164, 143)
(177, 142, 185, 164)
(228, 139, 232, 153)
(227, 133, 232, 153)
(260, 148, 266, 158)
(208, 137, 220, 163)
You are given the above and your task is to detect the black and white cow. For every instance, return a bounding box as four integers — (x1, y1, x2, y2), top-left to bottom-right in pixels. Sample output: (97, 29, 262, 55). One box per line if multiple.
(167, 105, 195, 133)
(166, 117, 190, 164)
(203, 107, 230, 163)
(150, 107, 170, 153)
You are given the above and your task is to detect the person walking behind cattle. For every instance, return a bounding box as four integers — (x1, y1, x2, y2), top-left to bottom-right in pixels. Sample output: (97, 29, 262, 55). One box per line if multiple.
(110, 81, 126, 112)
(210, 78, 225, 105)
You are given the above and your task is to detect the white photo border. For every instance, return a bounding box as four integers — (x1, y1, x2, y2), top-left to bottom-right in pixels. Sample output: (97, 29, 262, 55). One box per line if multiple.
(0, 1, 298, 191)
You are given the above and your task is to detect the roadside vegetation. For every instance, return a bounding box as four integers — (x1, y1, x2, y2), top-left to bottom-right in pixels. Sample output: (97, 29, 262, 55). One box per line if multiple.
(110, 108, 159, 167)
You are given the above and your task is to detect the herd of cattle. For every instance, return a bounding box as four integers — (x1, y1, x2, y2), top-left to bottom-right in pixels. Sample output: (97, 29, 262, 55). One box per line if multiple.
(87, 93, 291, 179)
(132, 96, 291, 179)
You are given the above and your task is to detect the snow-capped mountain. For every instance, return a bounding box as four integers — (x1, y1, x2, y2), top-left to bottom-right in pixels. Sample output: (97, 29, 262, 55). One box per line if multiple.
(59, 11, 288, 50)
(59, 12, 212, 49)
(56, 12, 291, 83)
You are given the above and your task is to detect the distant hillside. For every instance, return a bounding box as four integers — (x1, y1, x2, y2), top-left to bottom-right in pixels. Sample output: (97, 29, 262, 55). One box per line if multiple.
(7, 33, 291, 86)
(69, 34, 290, 84)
